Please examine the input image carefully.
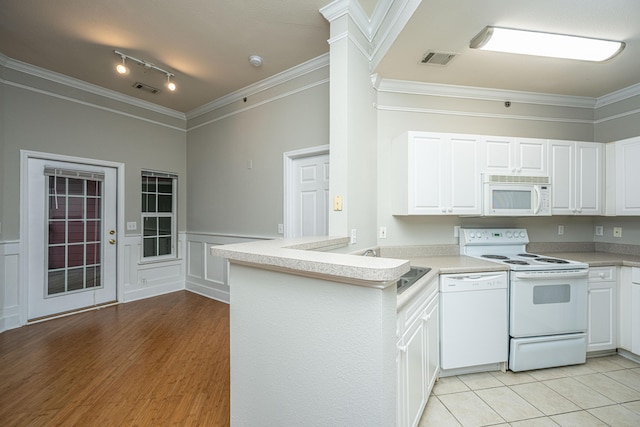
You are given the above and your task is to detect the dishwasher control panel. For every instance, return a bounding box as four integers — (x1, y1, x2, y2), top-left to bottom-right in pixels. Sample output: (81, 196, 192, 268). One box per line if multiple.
(440, 272, 508, 292)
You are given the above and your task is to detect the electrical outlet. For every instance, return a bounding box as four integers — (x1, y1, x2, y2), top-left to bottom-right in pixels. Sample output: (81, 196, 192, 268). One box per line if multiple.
(558, 225, 564, 235)
(379, 226, 387, 239)
(350, 228, 357, 244)
(613, 227, 622, 237)
(595, 225, 604, 236)
(278, 224, 284, 234)
(454, 226, 460, 238)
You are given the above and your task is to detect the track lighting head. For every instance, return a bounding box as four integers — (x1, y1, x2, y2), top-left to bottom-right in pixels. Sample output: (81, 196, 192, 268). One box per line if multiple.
(116, 55, 128, 74)
(166, 73, 176, 92)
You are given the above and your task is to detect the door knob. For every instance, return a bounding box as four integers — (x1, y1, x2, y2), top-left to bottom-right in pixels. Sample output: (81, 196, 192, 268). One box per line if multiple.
(109, 239, 116, 245)
(109, 230, 116, 235)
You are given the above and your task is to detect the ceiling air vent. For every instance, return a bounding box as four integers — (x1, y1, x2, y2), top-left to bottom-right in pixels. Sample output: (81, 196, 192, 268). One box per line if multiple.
(132, 82, 161, 94)
(421, 51, 457, 66)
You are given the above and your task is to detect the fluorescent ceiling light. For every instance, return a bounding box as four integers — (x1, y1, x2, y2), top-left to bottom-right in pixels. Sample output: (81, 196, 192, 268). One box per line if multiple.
(470, 26, 625, 62)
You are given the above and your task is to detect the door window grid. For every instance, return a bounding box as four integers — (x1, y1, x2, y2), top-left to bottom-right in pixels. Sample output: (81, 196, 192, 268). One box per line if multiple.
(142, 174, 176, 259)
(47, 176, 102, 296)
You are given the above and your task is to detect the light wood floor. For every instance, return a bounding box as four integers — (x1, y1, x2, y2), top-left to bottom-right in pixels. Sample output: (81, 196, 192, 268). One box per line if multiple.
(0, 291, 230, 426)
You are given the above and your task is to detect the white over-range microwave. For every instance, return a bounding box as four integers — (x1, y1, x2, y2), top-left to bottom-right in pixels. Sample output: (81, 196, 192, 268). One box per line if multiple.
(483, 174, 551, 216)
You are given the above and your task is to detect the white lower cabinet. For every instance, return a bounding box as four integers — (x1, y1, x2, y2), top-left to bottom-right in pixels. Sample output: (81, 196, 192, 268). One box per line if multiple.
(397, 277, 439, 427)
(587, 267, 617, 352)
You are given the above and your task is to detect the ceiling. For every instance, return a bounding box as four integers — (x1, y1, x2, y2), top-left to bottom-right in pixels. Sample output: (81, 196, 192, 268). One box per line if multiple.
(1, 0, 639, 114)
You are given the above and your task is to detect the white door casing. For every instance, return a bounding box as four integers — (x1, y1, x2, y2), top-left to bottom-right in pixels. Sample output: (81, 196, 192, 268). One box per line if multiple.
(284, 146, 330, 238)
(21, 152, 123, 321)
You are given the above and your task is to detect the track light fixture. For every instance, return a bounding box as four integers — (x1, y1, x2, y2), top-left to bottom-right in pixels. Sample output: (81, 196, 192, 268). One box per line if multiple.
(113, 50, 177, 92)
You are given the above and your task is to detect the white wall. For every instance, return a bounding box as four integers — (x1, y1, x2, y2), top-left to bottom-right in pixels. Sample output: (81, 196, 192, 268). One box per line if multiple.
(229, 264, 396, 426)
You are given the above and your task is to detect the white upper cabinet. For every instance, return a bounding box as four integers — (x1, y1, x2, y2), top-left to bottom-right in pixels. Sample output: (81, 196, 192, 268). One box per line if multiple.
(481, 137, 548, 176)
(393, 132, 481, 215)
(549, 140, 603, 215)
(614, 136, 640, 215)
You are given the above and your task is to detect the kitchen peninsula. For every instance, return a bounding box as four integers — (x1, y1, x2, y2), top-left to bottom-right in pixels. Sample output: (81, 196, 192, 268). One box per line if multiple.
(211, 236, 409, 426)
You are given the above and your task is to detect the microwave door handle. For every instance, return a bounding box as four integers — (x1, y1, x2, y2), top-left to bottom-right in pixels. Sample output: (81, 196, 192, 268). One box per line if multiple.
(533, 186, 541, 214)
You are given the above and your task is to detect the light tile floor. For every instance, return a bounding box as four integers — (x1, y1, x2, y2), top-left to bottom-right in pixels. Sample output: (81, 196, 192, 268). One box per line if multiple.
(419, 355, 640, 427)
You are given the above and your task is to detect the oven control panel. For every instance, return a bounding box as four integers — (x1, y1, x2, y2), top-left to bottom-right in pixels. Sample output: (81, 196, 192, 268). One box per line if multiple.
(461, 228, 529, 245)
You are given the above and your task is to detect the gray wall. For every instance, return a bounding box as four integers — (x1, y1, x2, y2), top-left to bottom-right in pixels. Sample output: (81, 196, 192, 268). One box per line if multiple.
(186, 67, 329, 238)
(1, 68, 187, 241)
(594, 94, 640, 245)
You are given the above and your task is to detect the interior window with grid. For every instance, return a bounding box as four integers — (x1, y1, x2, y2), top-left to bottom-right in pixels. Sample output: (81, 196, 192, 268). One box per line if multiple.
(141, 171, 177, 259)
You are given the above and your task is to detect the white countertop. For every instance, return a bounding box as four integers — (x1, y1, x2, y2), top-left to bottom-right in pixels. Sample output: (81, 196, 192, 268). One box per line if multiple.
(540, 251, 640, 268)
(210, 236, 411, 288)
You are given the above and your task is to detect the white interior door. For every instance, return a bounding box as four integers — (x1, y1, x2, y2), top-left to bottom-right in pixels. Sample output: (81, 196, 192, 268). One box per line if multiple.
(290, 153, 329, 237)
(27, 158, 117, 320)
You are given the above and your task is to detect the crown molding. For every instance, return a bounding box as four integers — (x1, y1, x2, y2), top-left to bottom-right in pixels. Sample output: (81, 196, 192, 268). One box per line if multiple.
(377, 78, 598, 109)
(0, 53, 185, 120)
(185, 53, 330, 120)
(370, 0, 422, 70)
(320, 0, 370, 39)
(596, 82, 640, 108)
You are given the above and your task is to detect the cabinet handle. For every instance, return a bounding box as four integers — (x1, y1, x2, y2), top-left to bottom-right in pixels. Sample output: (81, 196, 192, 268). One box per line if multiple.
(422, 313, 430, 322)
(447, 207, 453, 213)
(599, 273, 606, 278)
(399, 345, 408, 353)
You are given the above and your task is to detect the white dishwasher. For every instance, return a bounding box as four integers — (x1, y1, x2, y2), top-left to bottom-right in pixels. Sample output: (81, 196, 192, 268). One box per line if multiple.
(440, 272, 509, 373)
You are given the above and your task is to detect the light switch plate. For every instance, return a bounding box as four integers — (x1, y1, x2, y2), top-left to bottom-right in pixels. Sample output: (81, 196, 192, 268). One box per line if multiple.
(333, 195, 343, 211)
(613, 227, 622, 237)
(127, 221, 137, 231)
(379, 226, 387, 239)
(595, 225, 604, 236)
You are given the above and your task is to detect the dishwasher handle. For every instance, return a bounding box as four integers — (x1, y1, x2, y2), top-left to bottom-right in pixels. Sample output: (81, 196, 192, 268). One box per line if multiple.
(444, 273, 506, 282)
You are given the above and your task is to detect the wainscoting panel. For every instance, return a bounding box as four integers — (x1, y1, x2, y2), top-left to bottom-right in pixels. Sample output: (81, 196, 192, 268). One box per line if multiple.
(121, 234, 186, 302)
(185, 233, 262, 304)
(0, 241, 20, 332)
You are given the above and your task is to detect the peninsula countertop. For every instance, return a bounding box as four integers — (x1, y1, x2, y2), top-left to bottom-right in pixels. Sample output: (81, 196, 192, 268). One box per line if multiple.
(210, 236, 411, 288)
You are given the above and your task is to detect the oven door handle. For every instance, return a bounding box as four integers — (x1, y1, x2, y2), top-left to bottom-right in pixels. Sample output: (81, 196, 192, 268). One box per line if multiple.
(513, 270, 589, 280)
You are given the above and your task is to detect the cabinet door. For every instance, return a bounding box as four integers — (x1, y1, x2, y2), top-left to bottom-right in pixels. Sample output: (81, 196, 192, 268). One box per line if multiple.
(615, 137, 640, 215)
(618, 267, 632, 351)
(398, 318, 427, 427)
(481, 136, 513, 174)
(447, 136, 481, 215)
(515, 138, 547, 175)
(587, 282, 616, 352)
(549, 141, 575, 214)
(575, 142, 603, 215)
(424, 296, 440, 393)
(409, 134, 445, 214)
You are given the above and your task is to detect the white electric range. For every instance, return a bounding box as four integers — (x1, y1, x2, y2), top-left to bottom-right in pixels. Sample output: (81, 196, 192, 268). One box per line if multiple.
(460, 228, 589, 372)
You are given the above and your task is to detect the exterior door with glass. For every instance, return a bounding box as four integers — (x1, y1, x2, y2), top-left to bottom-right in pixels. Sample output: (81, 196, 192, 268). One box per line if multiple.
(27, 158, 117, 320)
